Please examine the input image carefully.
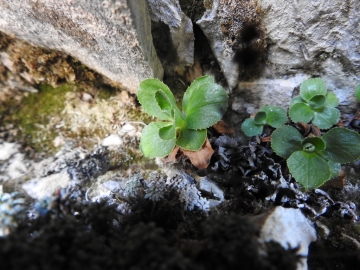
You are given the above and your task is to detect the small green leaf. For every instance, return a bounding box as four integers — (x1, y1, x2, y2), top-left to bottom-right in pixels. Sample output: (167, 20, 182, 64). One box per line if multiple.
(287, 151, 331, 189)
(155, 90, 173, 117)
(289, 96, 305, 108)
(184, 82, 228, 129)
(260, 105, 287, 128)
(241, 118, 264, 137)
(320, 127, 360, 163)
(254, 111, 267, 125)
(158, 123, 176, 140)
(289, 102, 314, 123)
(309, 95, 326, 109)
(301, 137, 326, 152)
(140, 122, 176, 158)
(182, 76, 214, 110)
(355, 84, 360, 102)
(312, 107, 340, 129)
(138, 79, 179, 121)
(176, 127, 207, 151)
(324, 92, 339, 107)
(271, 125, 303, 158)
(300, 78, 327, 102)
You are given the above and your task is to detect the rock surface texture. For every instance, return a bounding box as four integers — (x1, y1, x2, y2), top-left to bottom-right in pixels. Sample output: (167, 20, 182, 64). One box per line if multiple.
(0, 0, 163, 93)
(231, 0, 360, 115)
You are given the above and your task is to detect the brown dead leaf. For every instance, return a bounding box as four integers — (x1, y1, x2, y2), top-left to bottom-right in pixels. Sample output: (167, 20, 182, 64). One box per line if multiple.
(212, 120, 234, 135)
(164, 146, 181, 164)
(183, 138, 214, 169)
(320, 170, 346, 190)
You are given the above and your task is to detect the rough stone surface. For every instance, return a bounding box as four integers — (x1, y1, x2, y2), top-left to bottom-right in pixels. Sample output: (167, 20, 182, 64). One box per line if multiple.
(196, 0, 360, 118)
(147, 0, 194, 67)
(0, 0, 163, 92)
(22, 172, 70, 200)
(197, 0, 239, 90)
(256, 206, 317, 270)
(234, 0, 360, 114)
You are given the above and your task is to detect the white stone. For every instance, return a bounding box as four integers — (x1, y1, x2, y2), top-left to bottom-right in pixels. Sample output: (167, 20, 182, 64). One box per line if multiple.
(257, 206, 317, 270)
(102, 134, 123, 147)
(0, 142, 18, 160)
(22, 173, 70, 200)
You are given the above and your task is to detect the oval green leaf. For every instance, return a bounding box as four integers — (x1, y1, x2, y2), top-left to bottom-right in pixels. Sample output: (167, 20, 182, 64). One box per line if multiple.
(289, 95, 305, 108)
(184, 82, 229, 129)
(320, 127, 360, 163)
(324, 92, 339, 107)
(176, 127, 207, 151)
(287, 151, 331, 189)
(260, 105, 287, 128)
(182, 76, 214, 110)
(301, 136, 326, 152)
(289, 102, 314, 124)
(140, 122, 176, 158)
(309, 95, 326, 109)
(241, 118, 264, 137)
(271, 125, 303, 158)
(312, 107, 340, 129)
(254, 111, 267, 125)
(300, 78, 327, 102)
(158, 122, 176, 140)
(138, 78, 178, 121)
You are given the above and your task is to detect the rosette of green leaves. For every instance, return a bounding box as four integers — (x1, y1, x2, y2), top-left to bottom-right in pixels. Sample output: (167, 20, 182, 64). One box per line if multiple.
(271, 125, 360, 189)
(241, 105, 287, 136)
(289, 78, 340, 129)
(138, 76, 228, 158)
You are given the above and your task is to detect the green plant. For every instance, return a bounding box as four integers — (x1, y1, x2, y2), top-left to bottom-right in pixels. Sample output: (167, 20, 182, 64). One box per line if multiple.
(138, 76, 228, 158)
(271, 125, 360, 188)
(289, 78, 340, 129)
(241, 105, 287, 136)
(355, 84, 360, 102)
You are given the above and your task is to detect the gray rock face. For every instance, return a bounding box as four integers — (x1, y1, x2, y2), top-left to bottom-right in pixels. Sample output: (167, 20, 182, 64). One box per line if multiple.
(232, 0, 360, 115)
(197, 0, 360, 117)
(147, 0, 194, 67)
(0, 0, 163, 92)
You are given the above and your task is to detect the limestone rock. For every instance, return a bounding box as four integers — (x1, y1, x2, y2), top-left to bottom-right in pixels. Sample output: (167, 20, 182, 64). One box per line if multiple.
(255, 206, 317, 270)
(22, 173, 70, 200)
(0, 0, 163, 93)
(147, 0, 194, 67)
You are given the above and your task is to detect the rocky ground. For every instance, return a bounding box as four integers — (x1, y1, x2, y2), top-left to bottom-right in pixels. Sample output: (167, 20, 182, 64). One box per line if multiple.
(1, 1, 360, 268)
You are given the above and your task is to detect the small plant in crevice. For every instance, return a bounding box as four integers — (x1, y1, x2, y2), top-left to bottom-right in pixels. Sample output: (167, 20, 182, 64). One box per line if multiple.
(241, 104, 287, 136)
(242, 78, 360, 189)
(289, 78, 340, 129)
(271, 126, 360, 188)
(138, 76, 228, 158)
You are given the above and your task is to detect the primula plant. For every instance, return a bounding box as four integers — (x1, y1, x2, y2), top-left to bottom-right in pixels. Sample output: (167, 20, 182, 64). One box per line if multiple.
(138, 76, 228, 158)
(241, 105, 287, 136)
(271, 126, 360, 188)
(289, 78, 340, 129)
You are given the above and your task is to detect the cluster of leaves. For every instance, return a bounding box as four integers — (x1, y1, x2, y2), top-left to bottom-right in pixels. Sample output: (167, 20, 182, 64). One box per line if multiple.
(241, 104, 287, 136)
(289, 78, 340, 129)
(243, 78, 360, 189)
(138, 76, 228, 158)
(271, 126, 360, 188)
